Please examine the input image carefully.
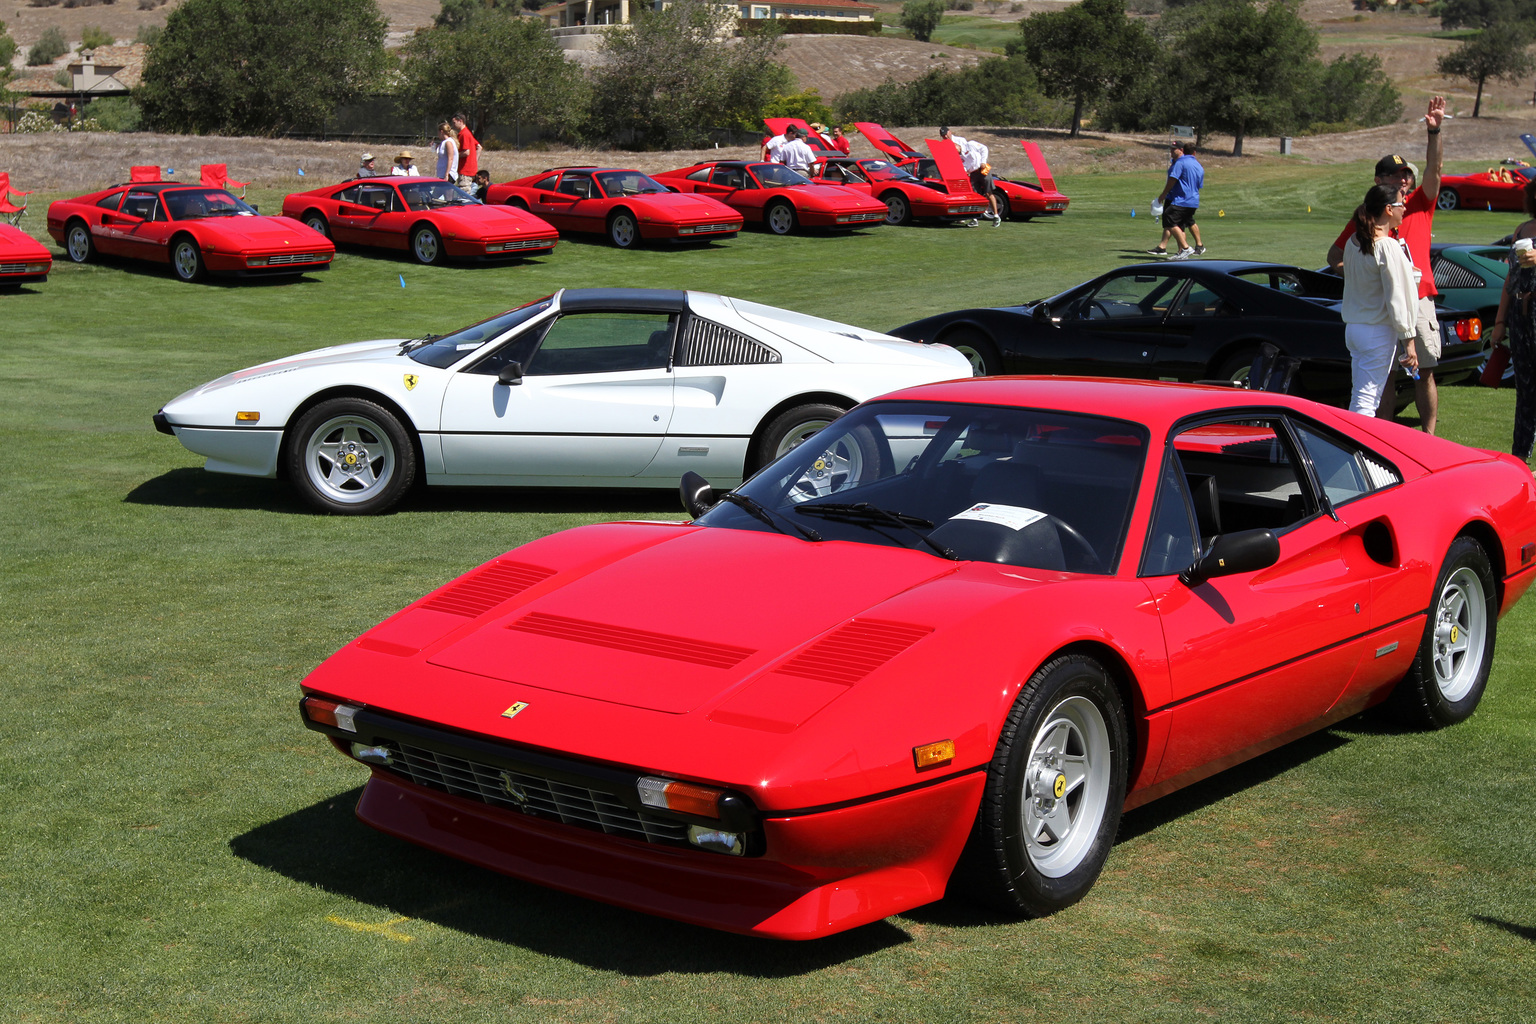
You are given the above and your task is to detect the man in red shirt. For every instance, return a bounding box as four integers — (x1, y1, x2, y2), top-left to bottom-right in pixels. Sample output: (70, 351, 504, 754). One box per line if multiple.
(1326, 96, 1446, 433)
(452, 112, 479, 187)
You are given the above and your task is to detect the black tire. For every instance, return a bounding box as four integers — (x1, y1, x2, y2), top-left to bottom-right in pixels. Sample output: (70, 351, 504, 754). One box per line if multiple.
(171, 236, 206, 283)
(1436, 188, 1461, 212)
(506, 198, 530, 211)
(750, 402, 849, 472)
(1386, 536, 1497, 728)
(955, 654, 1128, 917)
(1215, 348, 1259, 386)
(944, 329, 1002, 376)
(410, 224, 445, 265)
(64, 220, 96, 263)
(994, 191, 1012, 222)
(882, 191, 912, 226)
(608, 211, 640, 249)
(765, 200, 796, 236)
(286, 397, 418, 515)
(302, 211, 330, 238)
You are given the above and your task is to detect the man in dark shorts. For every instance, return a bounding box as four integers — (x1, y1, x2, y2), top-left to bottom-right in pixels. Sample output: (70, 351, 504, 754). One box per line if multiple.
(1148, 142, 1204, 259)
(1325, 96, 1446, 433)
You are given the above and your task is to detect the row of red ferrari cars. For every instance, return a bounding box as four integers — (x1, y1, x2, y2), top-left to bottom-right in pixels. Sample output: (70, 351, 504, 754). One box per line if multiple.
(2, 121, 1071, 288)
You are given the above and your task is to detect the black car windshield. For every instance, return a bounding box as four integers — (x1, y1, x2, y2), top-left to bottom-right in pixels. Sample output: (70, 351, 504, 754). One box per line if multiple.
(407, 297, 554, 368)
(595, 171, 670, 196)
(163, 188, 255, 219)
(697, 400, 1147, 574)
(859, 159, 919, 183)
(751, 164, 811, 188)
(398, 179, 478, 210)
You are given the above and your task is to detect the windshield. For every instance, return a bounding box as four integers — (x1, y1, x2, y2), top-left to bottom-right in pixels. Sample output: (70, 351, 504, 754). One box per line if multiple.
(398, 179, 479, 210)
(751, 163, 811, 188)
(859, 159, 918, 183)
(163, 188, 255, 220)
(697, 400, 1147, 574)
(596, 171, 670, 196)
(406, 297, 555, 368)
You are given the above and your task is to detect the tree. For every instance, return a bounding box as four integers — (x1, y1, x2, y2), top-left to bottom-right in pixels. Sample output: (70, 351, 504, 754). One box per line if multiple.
(838, 55, 1067, 128)
(137, 0, 389, 135)
(1011, 0, 1155, 138)
(1298, 52, 1401, 129)
(28, 26, 67, 66)
(1437, 24, 1534, 116)
(586, 0, 791, 148)
(434, 0, 523, 30)
(397, 7, 581, 137)
(1167, 0, 1317, 155)
(1438, 0, 1536, 30)
(901, 0, 946, 42)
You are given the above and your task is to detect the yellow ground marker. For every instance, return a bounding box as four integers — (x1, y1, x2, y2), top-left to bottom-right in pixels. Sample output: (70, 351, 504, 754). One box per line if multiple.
(326, 914, 415, 942)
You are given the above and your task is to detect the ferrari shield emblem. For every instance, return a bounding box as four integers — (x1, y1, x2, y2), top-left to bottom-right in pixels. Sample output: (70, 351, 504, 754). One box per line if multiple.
(403, 373, 419, 391)
(501, 701, 529, 720)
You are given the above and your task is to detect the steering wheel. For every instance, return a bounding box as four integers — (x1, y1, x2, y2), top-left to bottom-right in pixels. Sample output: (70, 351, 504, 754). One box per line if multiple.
(1048, 516, 1104, 573)
(1088, 300, 1111, 320)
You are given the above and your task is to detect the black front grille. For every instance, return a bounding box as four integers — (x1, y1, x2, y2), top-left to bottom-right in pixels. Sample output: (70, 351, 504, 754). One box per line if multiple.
(376, 739, 690, 846)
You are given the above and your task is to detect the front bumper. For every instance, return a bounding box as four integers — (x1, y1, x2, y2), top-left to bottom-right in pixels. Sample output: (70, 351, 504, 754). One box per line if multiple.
(155, 412, 283, 477)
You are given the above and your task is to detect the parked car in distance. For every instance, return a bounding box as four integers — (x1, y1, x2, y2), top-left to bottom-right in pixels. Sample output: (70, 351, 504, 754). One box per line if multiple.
(1430, 242, 1509, 325)
(154, 288, 972, 514)
(1436, 167, 1534, 211)
(810, 156, 989, 225)
(887, 260, 1485, 408)
(47, 182, 333, 282)
(297, 375, 1536, 938)
(0, 224, 51, 288)
(854, 122, 1071, 220)
(281, 177, 558, 265)
(654, 161, 888, 235)
(487, 167, 741, 249)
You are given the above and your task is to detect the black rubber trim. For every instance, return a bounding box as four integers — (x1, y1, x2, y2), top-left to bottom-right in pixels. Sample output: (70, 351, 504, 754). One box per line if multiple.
(766, 763, 988, 819)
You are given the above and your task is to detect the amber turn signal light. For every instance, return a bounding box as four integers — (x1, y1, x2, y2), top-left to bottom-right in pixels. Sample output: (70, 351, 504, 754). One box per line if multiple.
(913, 739, 955, 770)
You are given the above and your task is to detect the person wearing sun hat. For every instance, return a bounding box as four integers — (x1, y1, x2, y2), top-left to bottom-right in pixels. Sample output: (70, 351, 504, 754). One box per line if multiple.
(1326, 96, 1447, 433)
(390, 150, 420, 177)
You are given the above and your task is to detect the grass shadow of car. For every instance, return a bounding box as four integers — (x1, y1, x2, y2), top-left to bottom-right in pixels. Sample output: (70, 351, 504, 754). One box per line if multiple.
(64, 252, 326, 287)
(327, 244, 556, 267)
(229, 786, 911, 972)
(125, 467, 685, 516)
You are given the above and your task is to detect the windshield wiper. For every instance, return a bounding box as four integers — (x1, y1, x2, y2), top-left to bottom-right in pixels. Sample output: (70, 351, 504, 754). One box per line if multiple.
(719, 492, 822, 542)
(397, 333, 441, 354)
(794, 502, 957, 559)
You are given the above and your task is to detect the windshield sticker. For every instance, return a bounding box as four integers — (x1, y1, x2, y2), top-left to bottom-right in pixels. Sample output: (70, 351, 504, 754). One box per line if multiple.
(951, 503, 1047, 531)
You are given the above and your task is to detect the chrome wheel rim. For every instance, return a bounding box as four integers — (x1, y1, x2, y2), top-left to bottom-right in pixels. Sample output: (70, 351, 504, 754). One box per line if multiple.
(780, 421, 864, 502)
(1433, 566, 1487, 701)
(884, 195, 908, 224)
(302, 414, 396, 505)
(611, 215, 636, 247)
(413, 230, 439, 263)
(173, 242, 199, 280)
(955, 344, 988, 376)
(67, 225, 91, 262)
(1021, 695, 1111, 878)
(304, 215, 328, 236)
(767, 204, 794, 234)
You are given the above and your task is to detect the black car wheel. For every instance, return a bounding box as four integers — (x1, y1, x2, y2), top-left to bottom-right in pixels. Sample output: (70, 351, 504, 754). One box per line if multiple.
(609, 211, 640, 249)
(302, 212, 330, 238)
(1437, 188, 1461, 211)
(945, 330, 1001, 376)
(955, 654, 1128, 917)
(994, 191, 1012, 222)
(1216, 348, 1259, 386)
(1386, 536, 1496, 727)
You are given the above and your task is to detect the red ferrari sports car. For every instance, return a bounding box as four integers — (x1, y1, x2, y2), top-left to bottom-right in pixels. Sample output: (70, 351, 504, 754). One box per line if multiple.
(812, 156, 989, 225)
(281, 177, 559, 264)
(299, 376, 1536, 939)
(655, 160, 888, 235)
(47, 182, 333, 282)
(856, 122, 1072, 220)
(0, 224, 51, 288)
(1435, 166, 1534, 211)
(487, 167, 741, 249)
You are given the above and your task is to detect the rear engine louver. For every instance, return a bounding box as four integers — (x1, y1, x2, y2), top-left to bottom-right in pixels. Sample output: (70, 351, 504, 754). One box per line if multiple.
(420, 561, 556, 618)
(507, 612, 755, 669)
(775, 620, 933, 686)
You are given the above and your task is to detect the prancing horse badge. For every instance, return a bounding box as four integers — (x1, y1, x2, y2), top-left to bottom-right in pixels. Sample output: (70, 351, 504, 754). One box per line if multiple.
(501, 701, 529, 720)
(403, 373, 419, 391)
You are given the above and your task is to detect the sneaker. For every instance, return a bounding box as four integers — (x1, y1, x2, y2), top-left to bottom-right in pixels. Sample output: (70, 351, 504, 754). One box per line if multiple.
(991, 213, 1002, 227)
(1145, 247, 1168, 256)
(964, 218, 979, 227)
(1169, 247, 1196, 261)
(1193, 245, 1206, 255)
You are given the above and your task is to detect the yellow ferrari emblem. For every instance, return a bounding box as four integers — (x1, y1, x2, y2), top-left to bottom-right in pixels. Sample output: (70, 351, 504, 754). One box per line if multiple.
(501, 701, 529, 720)
(1053, 773, 1067, 799)
(403, 373, 419, 391)
(1450, 625, 1459, 644)
(344, 452, 358, 465)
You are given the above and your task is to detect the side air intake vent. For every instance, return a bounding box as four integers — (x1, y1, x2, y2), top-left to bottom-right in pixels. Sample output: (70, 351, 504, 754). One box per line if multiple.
(677, 318, 781, 367)
(421, 561, 556, 617)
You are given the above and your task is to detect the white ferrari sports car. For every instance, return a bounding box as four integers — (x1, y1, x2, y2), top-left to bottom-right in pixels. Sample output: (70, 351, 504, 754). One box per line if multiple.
(154, 288, 973, 513)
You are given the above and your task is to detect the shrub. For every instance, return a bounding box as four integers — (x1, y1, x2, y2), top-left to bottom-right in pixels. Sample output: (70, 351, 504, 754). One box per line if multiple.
(80, 25, 115, 48)
(27, 26, 68, 64)
(53, 69, 71, 86)
(135, 23, 163, 44)
(27, 1, 63, 8)
(85, 95, 142, 131)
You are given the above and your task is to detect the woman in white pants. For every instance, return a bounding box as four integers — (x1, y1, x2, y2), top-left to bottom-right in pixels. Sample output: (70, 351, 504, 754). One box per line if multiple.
(1341, 184, 1418, 416)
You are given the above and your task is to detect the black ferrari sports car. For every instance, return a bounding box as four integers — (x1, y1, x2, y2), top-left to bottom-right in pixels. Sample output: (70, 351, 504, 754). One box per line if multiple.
(889, 260, 1486, 408)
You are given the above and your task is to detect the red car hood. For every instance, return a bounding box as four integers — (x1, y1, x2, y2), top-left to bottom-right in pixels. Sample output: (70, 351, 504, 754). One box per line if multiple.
(429, 205, 555, 235)
(633, 192, 739, 218)
(197, 215, 327, 247)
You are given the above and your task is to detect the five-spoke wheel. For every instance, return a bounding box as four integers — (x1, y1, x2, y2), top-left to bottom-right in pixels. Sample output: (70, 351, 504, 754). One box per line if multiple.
(883, 192, 912, 226)
(303, 212, 330, 239)
(609, 211, 639, 249)
(172, 238, 206, 283)
(1388, 536, 1496, 727)
(65, 221, 96, 264)
(286, 398, 417, 514)
(411, 225, 445, 265)
(765, 201, 796, 236)
(1436, 188, 1461, 211)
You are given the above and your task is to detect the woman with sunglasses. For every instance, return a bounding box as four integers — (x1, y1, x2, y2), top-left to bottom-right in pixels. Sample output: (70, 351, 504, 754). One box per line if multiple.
(1340, 184, 1419, 417)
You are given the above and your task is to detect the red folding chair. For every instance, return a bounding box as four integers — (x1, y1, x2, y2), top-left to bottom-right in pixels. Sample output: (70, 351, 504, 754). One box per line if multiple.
(0, 172, 32, 225)
(200, 163, 248, 197)
(130, 165, 162, 182)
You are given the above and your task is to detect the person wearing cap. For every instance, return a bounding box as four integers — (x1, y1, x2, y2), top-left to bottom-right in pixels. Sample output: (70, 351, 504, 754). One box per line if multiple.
(1147, 141, 1204, 258)
(1326, 95, 1446, 434)
(939, 127, 1001, 228)
(355, 153, 378, 178)
(777, 125, 817, 177)
(391, 150, 420, 177)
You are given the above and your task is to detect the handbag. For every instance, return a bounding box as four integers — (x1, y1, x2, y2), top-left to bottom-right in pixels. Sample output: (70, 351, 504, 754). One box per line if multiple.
(1481, 344, 1512, 388)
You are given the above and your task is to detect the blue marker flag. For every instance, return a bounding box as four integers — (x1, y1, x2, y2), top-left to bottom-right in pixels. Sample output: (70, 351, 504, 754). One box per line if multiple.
(297, 167, 306, 176)
(399, 274, 406, 288)
(165, 168, 175, 176)
(1131, 207, 1136, 217)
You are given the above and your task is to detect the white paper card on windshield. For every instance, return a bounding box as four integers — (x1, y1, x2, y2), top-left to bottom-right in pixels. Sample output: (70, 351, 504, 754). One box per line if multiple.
(951, 503, 1047, 531)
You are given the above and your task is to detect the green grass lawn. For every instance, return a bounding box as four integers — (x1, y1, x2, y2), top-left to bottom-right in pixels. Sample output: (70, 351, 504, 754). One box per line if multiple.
(2, 159, 1533, 1022)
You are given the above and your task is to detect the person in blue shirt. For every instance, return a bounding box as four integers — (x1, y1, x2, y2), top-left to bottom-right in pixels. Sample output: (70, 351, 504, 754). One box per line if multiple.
(1147, 142, 1205, 259)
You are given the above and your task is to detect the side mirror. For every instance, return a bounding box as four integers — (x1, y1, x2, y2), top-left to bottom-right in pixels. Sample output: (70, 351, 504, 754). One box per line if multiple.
(249, 203, 259, 213)
(1032, 301, 1055, 325)
(1179, 528, 1279, 586)
(496, 362, 524, 386)
(680, 471, 713, 518)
